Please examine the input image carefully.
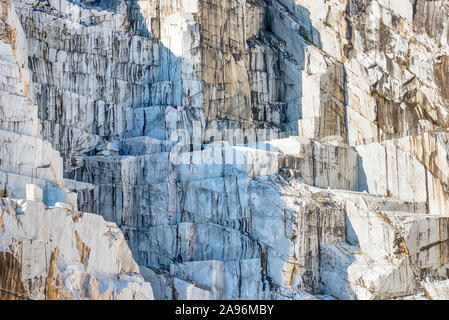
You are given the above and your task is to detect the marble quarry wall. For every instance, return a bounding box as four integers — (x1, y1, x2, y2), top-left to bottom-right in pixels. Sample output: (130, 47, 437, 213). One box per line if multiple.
(0, 0, 449, 300)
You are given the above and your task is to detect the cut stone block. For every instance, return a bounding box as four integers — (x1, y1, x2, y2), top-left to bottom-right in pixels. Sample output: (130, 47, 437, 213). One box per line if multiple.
(26, 184, 43, 202)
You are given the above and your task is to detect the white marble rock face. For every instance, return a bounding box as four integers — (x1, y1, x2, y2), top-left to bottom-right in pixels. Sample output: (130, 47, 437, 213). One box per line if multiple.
(0, 0, 153, 300)
(0, 0, 449, 300)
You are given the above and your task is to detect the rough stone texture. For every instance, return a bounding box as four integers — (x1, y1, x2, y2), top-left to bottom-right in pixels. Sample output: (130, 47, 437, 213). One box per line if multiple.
(1, 0, 449, 300)
(0, 193, 153, 300)
(0, 0, 153, 300)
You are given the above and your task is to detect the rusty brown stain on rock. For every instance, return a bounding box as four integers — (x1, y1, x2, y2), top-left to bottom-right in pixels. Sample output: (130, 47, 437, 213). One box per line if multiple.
(319, 62, 347, 141)
(285, 255, 303, 287)
(0, 16, 17, 49)
(23, 82, 29, 98)
(88, 275, 101, 300)
(419, 239, 448, 253)
(75, 231, 91, 269)
(198, 0, 284, 138)
(0, 0, 25, 87)
(375, 211, 397, 230)
(45, 247, 60, 300)
(413, 0, 447, 46)
(0, 0, 11, 24)
(434, 56, 449, 101)
(49, 161, 75, 211)
(0, 189, 8, 198)
(0, 0, 17, 51)
(395, 237, 409, 256)
(0, 251, 28, 300)
(71, 211, 84, 223)
(375, 95, 420, 141)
